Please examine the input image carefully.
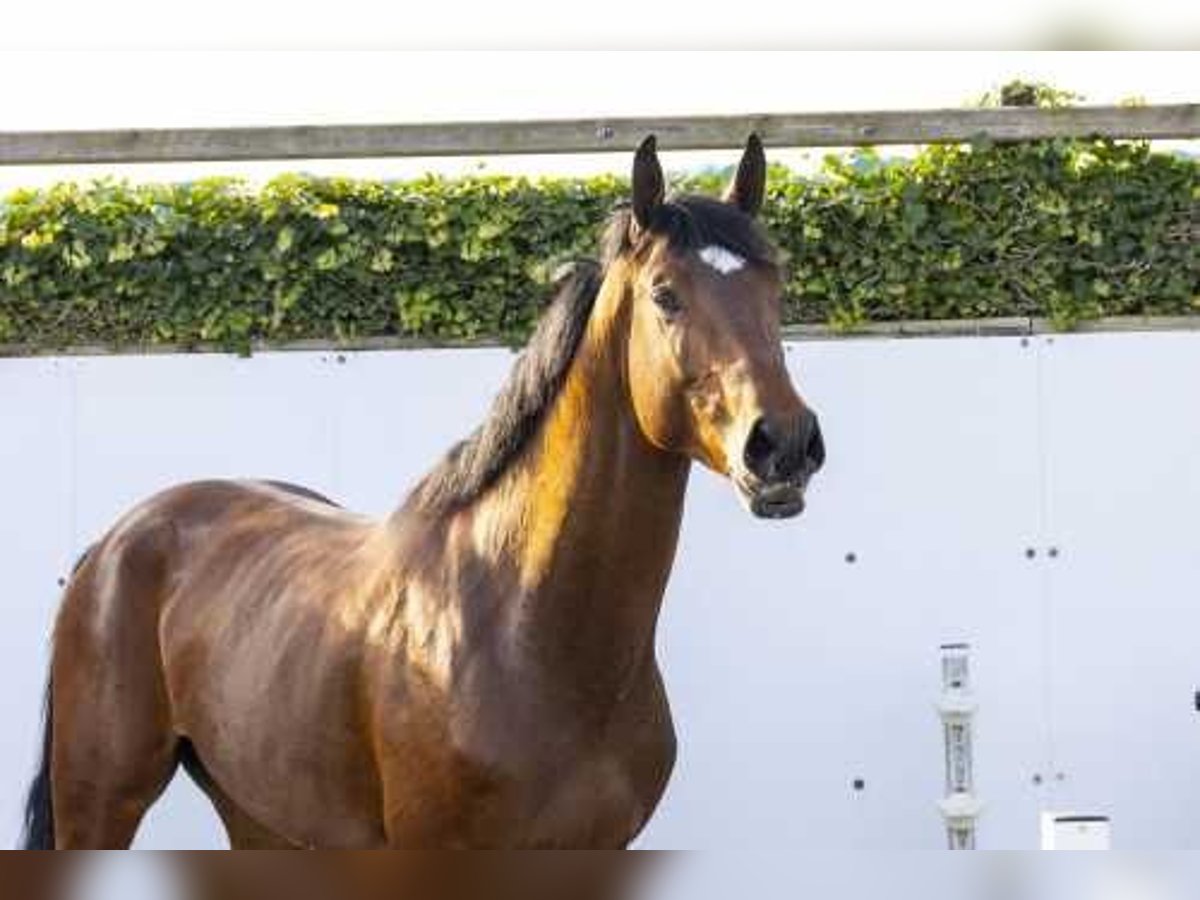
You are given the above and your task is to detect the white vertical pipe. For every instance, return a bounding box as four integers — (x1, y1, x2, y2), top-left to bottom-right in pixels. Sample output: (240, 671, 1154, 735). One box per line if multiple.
(938, 642, 982, 848)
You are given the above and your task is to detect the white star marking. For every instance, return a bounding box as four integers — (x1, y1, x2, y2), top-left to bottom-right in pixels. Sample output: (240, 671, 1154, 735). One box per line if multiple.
(698, 245, 747, 275)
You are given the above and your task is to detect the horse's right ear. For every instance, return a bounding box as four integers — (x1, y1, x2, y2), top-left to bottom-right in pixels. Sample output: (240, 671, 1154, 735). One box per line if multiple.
(631, 135, 664, 232)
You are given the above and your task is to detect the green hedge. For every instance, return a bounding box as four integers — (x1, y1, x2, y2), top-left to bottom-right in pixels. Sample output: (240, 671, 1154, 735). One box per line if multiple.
(0, 138, 1195, 352)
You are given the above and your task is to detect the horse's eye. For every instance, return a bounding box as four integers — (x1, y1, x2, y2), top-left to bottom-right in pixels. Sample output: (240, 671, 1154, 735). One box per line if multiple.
(652, 286, 682, 316)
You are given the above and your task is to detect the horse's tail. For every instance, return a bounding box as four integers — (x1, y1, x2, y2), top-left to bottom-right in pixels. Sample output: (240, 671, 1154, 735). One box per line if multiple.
(21, 678, 55, 849)
(20, 548, 91, 851)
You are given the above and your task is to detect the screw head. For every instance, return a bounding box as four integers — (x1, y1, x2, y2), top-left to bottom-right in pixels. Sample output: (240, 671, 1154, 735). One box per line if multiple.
(852, 778, 865, 791)
(845, 552, 857, 564)
(1025, 548, 1037, 559)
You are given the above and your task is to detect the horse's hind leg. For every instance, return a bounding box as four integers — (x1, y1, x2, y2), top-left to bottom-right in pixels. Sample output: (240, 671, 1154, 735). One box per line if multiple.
(50, 668, 180, 848)
(49, 536, 182, 849)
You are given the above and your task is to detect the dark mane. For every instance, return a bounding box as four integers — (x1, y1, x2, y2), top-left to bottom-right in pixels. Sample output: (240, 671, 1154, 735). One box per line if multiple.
(602, 194, 779, 271)
(406, 259, 603, 514)
(406, 195, 779, 516)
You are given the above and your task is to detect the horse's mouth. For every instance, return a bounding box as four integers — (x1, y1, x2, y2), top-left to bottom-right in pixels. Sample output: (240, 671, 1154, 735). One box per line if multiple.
(735, 477, 807, 520)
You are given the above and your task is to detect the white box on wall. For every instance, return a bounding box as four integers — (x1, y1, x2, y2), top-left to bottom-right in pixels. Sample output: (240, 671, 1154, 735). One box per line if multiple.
(1041, 812, 1112, 850)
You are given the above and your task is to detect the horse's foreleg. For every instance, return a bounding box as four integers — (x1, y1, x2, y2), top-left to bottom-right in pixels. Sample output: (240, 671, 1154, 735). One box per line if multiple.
(206, 789, 299, 849)
(178, 745, 299, 849)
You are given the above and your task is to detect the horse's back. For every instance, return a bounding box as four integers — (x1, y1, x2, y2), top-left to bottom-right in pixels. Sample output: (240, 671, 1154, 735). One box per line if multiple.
(57, 476, 379, 684)
(132, 477, 351, 527)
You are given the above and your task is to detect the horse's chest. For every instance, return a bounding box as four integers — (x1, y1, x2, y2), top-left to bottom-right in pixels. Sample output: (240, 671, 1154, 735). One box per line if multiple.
(520, 749, 651, 847)
(388, 710, 672, 848)
(475, 693, 674, 847)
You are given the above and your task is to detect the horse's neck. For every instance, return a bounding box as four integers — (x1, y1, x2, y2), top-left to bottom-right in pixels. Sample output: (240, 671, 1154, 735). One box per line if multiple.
(468, 277, 690, 697)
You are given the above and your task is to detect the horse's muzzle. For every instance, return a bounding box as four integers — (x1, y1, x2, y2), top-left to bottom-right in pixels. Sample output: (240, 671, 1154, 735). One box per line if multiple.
(737, 477, 807, 520)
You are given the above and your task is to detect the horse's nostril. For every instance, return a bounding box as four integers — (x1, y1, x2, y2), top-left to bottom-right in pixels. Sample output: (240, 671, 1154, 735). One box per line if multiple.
(743, 417, 778, 479)
(746, 414, 822, 482)
(805, 416, 826, 472)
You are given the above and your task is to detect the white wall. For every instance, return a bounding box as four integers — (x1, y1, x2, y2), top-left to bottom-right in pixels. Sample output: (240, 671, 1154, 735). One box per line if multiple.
(2, 330, 1199, 850)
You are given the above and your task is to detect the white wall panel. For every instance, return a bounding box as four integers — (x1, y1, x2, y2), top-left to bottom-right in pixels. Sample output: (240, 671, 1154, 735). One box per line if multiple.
(1038, 332, 1200, 848)
(2, 330, 1199, 849)
(70, 353, 338, 538)
(327, 347, 514, 516)
(641, 336, 1045, 849)
(0, 357, 73, 843)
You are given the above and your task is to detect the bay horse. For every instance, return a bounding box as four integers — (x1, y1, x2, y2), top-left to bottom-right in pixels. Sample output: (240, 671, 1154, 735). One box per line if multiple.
(20, 135, 825, 849)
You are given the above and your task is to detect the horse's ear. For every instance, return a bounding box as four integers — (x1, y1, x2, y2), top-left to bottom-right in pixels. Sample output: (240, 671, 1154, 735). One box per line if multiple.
(724, 133, 766, 217)
(631, 135, 664, 231)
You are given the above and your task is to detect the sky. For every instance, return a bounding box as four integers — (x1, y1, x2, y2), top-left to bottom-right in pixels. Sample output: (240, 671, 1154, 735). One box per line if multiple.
(0, 51, 1194, 189)
(1, 0, 1197, 49)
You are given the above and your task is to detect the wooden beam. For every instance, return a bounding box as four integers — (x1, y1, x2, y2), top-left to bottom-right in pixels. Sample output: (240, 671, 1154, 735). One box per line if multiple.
(0, 105, 1196, 166)
(10, 315, 1200, 359)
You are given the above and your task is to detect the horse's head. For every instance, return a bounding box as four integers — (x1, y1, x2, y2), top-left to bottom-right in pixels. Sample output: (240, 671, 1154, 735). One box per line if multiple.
(612, 135, 824, 519)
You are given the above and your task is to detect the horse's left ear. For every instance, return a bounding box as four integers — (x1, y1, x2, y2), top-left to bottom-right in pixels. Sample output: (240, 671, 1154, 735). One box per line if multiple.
(724, 133, 766, 217)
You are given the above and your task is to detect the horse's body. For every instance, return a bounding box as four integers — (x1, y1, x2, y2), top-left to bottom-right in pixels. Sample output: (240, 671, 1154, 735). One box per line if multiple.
(22, 136, 824, 849)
